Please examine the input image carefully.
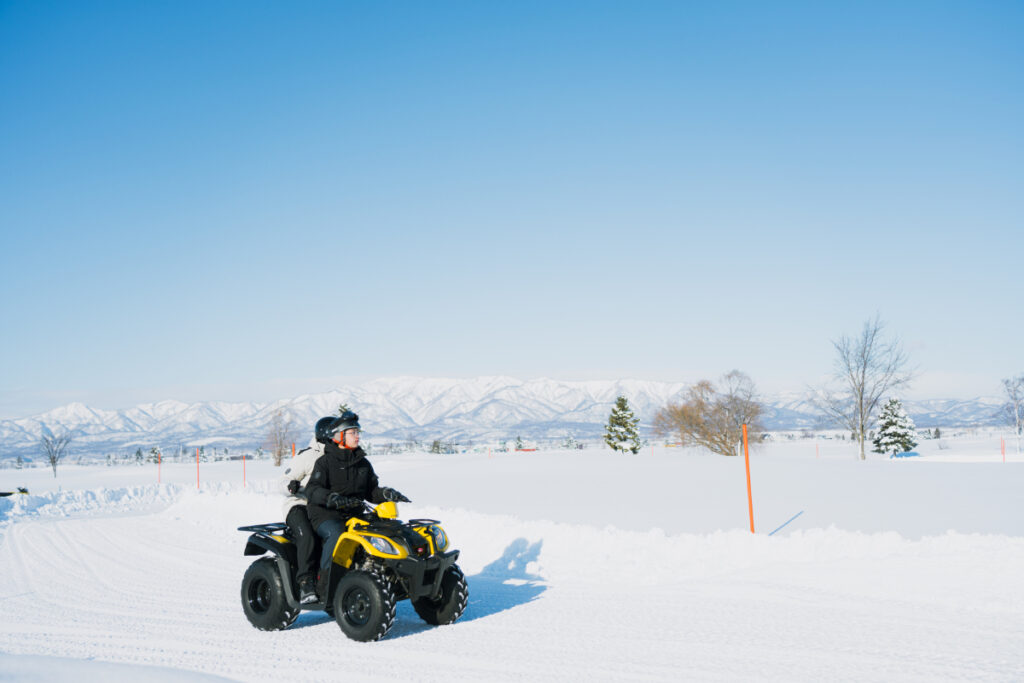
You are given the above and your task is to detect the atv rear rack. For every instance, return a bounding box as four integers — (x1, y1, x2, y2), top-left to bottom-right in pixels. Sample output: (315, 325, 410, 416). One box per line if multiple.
(237, 523, 289, 534)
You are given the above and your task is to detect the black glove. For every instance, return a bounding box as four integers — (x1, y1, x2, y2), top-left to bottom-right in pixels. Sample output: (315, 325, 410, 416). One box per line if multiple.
(326, 492, 361, 510)
(381, 487, 411, 503)
(287, 480, 301, 495)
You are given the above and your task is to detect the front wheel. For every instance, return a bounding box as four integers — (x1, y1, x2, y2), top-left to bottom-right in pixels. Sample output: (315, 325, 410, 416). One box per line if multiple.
(332, 570, 396, 641)
(412, 564, 468, 625)
(241, 557, 299, 631)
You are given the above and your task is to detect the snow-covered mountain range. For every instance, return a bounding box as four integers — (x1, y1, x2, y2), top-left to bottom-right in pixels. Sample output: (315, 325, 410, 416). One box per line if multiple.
(0, 376, 1007, 461)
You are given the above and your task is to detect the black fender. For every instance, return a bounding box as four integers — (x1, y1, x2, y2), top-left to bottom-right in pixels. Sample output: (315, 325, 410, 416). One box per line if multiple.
(239, 526, 301, 610)
(391, 550, 460, 601)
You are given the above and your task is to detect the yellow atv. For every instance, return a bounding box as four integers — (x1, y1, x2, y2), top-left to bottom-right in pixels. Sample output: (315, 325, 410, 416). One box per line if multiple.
(238, 500, 467, 641)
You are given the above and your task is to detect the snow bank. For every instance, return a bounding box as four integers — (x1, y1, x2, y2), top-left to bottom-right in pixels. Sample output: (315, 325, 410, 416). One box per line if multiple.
(0, 481, 277, 528)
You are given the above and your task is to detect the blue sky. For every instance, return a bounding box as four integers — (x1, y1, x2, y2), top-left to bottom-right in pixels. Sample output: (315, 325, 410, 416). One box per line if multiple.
(1, 1, 1021, 418)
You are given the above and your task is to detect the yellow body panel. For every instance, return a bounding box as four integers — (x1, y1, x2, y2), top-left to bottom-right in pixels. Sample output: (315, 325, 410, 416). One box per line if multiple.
(324, 503, 450, 567)
(329, 511, 410, 566)
(375, 501, 398, 519)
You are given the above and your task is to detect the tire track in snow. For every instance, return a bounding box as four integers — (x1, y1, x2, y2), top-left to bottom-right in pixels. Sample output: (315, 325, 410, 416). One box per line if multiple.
(0, 524, 36, 600)
(4, 520, 165, 629)
(2, 520, 76, 605)
(4, 516, 238, 642)
(0, 515, 272, 671)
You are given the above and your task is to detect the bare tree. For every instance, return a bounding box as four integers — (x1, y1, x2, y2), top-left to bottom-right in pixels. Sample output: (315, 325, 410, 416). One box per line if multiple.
(653, 370, 765, 456)
(812, 315, 913, 460)
(1003, 374, 1024, 454)
(40, 429, 73, 478)
(266, 408, 295, 467)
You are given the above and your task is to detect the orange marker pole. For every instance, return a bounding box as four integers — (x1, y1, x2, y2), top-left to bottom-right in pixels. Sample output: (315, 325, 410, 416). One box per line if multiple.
(158, 450, 161, 484)
(743, 424, 755, 534)
(292, 442, 296, 459)
(196, 447, 200, 490)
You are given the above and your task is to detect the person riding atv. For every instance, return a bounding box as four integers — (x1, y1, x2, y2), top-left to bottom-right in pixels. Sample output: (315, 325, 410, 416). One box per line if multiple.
(303, 411, 411, 599)
(239, 412, 468, 641)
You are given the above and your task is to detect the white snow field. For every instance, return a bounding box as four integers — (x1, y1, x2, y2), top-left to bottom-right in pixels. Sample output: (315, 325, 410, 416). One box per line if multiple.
(1, 438, 1023, 682)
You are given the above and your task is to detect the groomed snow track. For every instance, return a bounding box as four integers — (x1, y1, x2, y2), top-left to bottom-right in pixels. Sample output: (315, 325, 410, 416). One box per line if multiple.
(1, 480, 1023, 681)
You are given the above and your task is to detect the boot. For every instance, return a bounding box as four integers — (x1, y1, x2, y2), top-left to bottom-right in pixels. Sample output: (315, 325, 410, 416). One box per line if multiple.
(316, 571, 330, 603)
(299, 575, 318, 605)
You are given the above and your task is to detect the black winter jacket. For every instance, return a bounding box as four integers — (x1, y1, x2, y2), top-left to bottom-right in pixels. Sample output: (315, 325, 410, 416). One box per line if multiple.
(304, 443, 386, 529)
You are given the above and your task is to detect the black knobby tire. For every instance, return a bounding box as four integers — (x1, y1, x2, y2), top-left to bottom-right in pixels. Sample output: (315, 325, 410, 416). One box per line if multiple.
(365, 563, 404, 600)
(412, 564, 468, 626)
(241, 557, 299, 631)
(332, 570, 396, 642)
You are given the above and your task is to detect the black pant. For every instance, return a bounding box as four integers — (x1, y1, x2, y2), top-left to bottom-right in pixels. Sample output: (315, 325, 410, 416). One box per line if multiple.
(286, 506, 317, 583)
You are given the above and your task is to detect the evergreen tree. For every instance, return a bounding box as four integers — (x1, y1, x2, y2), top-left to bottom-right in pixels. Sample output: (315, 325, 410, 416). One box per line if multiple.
(872, 398, 918, 455)
(605, 395, 642, 454)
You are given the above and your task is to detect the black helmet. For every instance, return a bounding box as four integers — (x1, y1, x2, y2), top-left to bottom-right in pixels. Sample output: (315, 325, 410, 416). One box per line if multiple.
(335, 410, 360, 433)
(314, 416, 336, 444)
(314, 411, 361, 444)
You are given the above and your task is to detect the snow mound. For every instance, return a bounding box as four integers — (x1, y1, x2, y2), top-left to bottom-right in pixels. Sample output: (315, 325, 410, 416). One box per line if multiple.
(0, 481, 277, 526)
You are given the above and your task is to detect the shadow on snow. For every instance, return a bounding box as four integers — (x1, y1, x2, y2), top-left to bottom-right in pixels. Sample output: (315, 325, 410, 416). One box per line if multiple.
(459, 537, 547, 622)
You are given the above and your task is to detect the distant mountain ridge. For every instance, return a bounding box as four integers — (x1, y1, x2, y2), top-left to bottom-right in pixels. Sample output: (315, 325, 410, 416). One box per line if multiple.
(0, 376, 1006, 460)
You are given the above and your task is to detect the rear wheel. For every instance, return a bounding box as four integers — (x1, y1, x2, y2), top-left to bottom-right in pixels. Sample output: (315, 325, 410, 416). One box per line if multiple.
(332, 570, 396, 641)
(412, 564, 468, 625)
(241, 557, 299, 631)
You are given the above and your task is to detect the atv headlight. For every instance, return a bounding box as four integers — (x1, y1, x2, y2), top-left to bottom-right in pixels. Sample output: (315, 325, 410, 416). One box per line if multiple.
(366, 535, 404, 557)
(431, 525, 449, 552)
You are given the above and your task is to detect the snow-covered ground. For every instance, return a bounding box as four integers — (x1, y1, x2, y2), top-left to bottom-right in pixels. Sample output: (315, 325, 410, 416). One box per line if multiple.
(1, 438, 1022, 681)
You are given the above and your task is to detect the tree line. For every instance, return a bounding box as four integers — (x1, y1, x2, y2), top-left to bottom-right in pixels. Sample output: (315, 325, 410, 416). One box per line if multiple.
(606, 315, 1023, 460)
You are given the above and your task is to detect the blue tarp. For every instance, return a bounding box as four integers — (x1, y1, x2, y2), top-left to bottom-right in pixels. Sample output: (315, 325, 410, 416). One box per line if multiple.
(890, 451, 920, 458)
